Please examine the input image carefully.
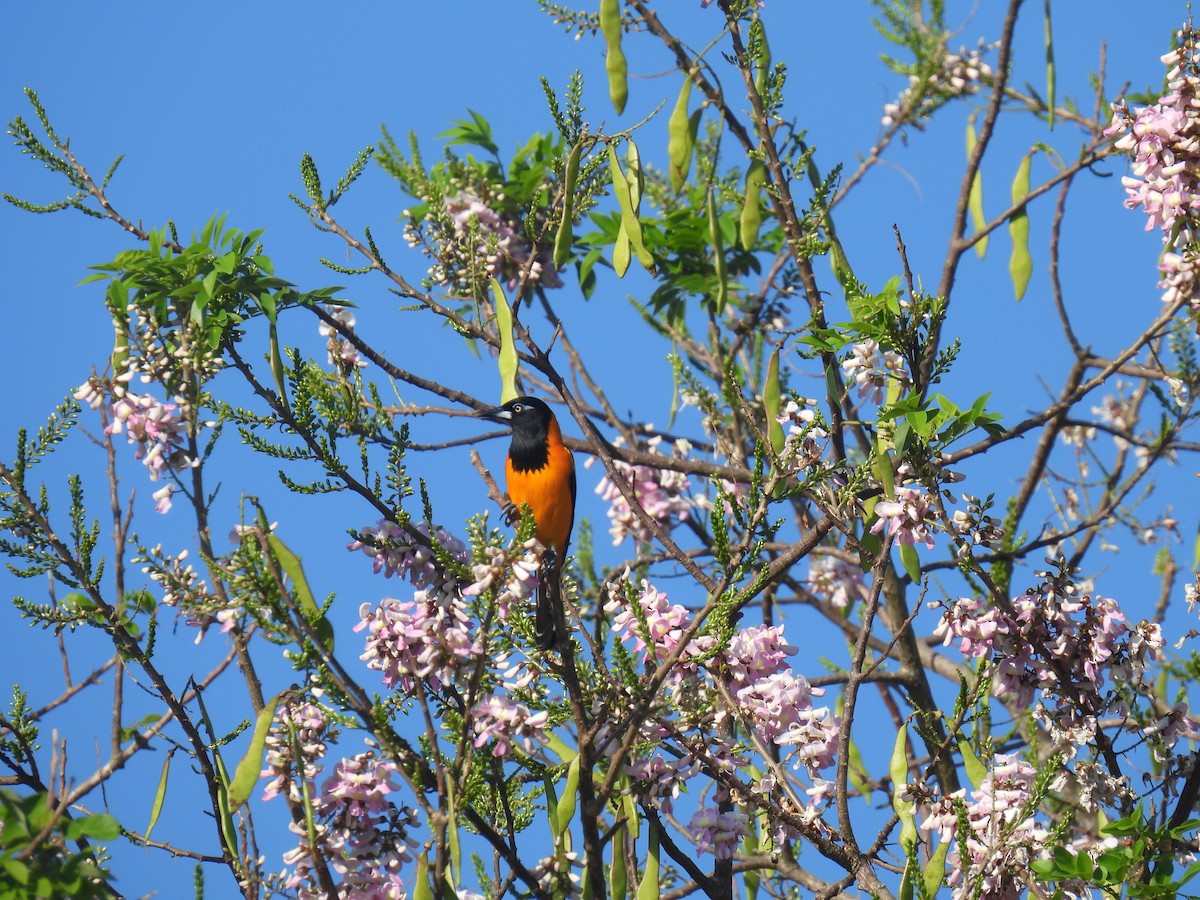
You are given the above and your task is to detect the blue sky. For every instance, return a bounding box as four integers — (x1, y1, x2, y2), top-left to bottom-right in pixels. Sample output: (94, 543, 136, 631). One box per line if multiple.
(0, 2, 1193, 896)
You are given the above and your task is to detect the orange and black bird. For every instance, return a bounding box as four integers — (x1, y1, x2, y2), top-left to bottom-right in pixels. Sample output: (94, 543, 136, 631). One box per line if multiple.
(476, 397, 576, 650)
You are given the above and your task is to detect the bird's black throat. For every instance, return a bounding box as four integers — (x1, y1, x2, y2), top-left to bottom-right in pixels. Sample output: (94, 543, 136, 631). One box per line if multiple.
(508, 422, 551, 472)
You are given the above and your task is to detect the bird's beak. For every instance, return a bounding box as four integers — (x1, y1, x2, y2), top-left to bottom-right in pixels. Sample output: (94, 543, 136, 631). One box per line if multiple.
(475, 405, 512, 423)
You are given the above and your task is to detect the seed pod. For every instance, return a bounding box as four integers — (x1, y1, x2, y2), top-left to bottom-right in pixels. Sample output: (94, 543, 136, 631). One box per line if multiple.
(752, 21, 771, 101)
(740, 159, 765, 251)
(553, 138, 583, 268)
(707, 185, 728, 312)
(609, 142, 655, 273)
(600, 0, 628, 115)
(966, 118, 988, 258)
(667, 75, 698, 193)
(1009, 151, 1033, 300)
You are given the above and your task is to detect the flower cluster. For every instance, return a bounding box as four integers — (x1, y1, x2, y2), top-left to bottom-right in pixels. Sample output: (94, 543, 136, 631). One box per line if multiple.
(462, 539, 542, 621)
(76, 373, 195, 514)
(606, 575, 714, 672)
(870, 486, 937, 549)
(318, 305, 366, 371)
(775, 397, 829, 472)
(882, 41, 993, 128)
(1106, 23, 1200, 306)
(949, 493, 1005, 558)
(403, 187, 562, 295)
(840, 340, 909, 405)
(136, 544, 225, 639)
(919, 754, 1049, 899)
(356, 590, 482, 692)
(348, 520, 467, 601)
(592, 436, 698, 545)
(933, 564, 1184, 755)
(729, 668, 839, 773)
(625, 751, 699, 814)
(279, 752, 417, 899)
(260, 700, 330, 804)
(471, 694, 549, 758)
(687, 807, 747, 859)
(806, 552, 866, 609)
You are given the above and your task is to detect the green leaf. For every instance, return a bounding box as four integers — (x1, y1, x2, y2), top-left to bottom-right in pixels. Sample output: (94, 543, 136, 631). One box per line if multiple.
(65, 812, 121, 842)
(922, 839, 949, 898)
(609, 821, 628, 900)
(763, 348, 784, 455)
(1, 859, 29, 886)
(447, 780, 461, 889)
(491, 278, 519, 403)
(542, 771, 560, 837)
(1008, 151, 1033, 300)
(1044, 0, 1056, 130)
(229, 694, 282, 811)
(707, 186, 728, 313)
(413, 852, 434, 900)
(613, 220, 632, 277)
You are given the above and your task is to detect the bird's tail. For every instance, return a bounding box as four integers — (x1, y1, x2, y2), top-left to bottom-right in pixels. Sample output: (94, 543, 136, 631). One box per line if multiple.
(534, 552, 564, 651)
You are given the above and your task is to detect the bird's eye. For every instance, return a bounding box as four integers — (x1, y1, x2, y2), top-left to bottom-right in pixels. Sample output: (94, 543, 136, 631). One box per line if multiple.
(511, 403, 524, 412)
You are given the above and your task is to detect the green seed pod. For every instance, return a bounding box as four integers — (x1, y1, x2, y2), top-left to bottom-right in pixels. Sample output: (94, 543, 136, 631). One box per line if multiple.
(600, 0, 628, 115)
(966, 118, 988, 258)
(667, 76, 697, 193)
(707, 185, 728, 312)
(740, 159, 765, 251)
(609, 142, 655, 273)
(553, 138, 583, 268)
(1009, 151, 1033, 300)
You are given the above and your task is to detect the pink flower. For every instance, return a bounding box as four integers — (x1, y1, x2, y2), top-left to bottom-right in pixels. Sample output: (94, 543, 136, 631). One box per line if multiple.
(687, 808, 747, 859)
(840, 340, 909, 404)
(775, 397, 829, 472)
(279, 751, 417, 897)
(807, 553, 866, 609)
(355, 590, 481, 691)
(462, 539, 542, 621)
(924, 754, 1049, 900)
(260, 700, 329, 804)
(348, 520, 466, 600)
(1107, 23, 1200, 305)
(870, 486, 937, 549)
(625, 752, 698, 814)
(318, 304, 367, 370)
(591, 436, 698, 545)
(471, 695, 549, 758)
(152, 483, 174, 515)
(734, 671, 839, 771)
(721, 623, 797, 689)
(606, 575, 714, 672)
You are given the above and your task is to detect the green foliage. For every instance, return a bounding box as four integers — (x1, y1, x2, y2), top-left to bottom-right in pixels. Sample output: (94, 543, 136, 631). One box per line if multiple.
(0, 788, 119, 899)
(1033, 804, 1200, 897)
(84, 215, 339, 361)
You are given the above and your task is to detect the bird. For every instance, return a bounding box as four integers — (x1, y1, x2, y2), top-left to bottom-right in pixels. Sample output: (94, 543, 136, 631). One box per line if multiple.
(475, 396, 576, 650)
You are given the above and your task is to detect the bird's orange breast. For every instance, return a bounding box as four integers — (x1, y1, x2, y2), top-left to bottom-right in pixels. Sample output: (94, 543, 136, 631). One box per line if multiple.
(506, 421, 575, 555)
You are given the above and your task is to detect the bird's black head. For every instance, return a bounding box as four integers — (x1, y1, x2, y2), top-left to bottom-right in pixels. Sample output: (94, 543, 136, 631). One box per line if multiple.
(476, 397, 556, 469)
